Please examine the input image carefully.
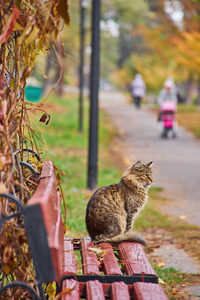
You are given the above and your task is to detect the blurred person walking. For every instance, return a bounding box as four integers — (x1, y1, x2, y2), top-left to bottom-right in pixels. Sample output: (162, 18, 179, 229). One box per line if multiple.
(130, 74, 146, 108)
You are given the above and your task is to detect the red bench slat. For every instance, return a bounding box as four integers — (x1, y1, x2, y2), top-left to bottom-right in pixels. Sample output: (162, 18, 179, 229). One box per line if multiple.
(118, 242, 157, 276)
(111, 282, 130, 300)
(63, 237, 76, 275)
(133, 282, 169, 300)
(62, 279, 80, 300)
(48, 209, 64, 280)
(28, 161, 59, 234)
(86, 280, 105, 300)
(81, 237, 100, 275)
(28, 161, 64, 281)
(100, 243, 123, 275)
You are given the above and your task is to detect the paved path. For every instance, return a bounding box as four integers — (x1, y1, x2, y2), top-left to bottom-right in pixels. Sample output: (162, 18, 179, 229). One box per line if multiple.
(99, 90, 200, 227)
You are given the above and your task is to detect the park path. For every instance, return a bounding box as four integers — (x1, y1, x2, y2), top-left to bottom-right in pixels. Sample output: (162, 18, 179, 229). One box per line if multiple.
(99, 90, 200, 227)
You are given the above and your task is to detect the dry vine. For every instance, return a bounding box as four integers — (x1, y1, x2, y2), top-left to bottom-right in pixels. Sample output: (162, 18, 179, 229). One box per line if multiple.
(0, 1, 69, 298)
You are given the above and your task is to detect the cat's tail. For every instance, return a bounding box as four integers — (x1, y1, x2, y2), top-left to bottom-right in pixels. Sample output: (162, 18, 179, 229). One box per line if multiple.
(94, 231, 147, 246)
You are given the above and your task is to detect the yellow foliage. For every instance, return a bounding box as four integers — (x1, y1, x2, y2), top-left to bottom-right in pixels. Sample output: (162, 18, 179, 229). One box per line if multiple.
(46, 282, 56, 299)
(110, 68, 132, 88)
(173, 31, 200, 75)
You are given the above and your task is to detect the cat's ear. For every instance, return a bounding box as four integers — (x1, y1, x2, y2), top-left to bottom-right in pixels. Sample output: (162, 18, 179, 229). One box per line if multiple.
(133, 160, 143, 170)
(146, 161, 153, 168)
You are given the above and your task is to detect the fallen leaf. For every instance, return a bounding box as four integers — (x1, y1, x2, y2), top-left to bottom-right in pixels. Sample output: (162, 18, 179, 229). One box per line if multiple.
(154, 168, 160, 174)
(88, 247, 104, 255)
(54, 286, 77, 300)
(157, 262, 166, 268)
(46, 282, 56, 299)
(123, 157, 132, 165)
(172, 289, 178, 295)
(179, 215, 187, 220)
(158, 278, 166, 285)
(88, 247, 108, 262)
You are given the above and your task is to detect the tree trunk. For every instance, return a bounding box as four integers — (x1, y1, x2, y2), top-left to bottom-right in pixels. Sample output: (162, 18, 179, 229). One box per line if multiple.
(197, 79, 200, 105)
(185, 73, 195, 104)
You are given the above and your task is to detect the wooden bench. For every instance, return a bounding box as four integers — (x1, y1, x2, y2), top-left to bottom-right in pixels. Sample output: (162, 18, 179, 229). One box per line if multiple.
(0, 160, 169, 299)
(62, 237, 169, 299)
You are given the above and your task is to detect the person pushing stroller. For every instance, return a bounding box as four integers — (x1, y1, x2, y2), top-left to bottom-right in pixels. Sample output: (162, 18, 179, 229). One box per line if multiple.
(157, 78, 178, 138)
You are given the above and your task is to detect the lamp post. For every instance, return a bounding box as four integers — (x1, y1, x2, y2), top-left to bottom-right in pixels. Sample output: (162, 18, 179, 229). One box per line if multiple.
(79, 0, 90, 133)
(87, 0, 101, 190)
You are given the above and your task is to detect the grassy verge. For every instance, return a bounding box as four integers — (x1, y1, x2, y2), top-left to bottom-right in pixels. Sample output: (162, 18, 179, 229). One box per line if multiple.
(29, 93, 200, 299)
(177, 104, 200, 139)
(142, 190, 200, 299)
(151, 102, 200, 139)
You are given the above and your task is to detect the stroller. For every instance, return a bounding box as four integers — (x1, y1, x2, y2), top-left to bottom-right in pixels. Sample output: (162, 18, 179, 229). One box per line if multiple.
(159, 100, 177, 138)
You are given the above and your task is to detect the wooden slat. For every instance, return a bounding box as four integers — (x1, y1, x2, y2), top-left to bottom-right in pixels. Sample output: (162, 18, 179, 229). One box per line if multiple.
(81, 237, 100, 275)
(86, 280, 105, 300)
(28, 161, 58, 234)
(48, 209, 64, 280)
(100, 243, 123, 275)
(133, 282, 169, 300)
(28, 161, 64, 281)
(63, 237, 76, 275)
(111, 282, 130, 300)
(118, 242, 157, 276)
(62, 279, 80, 300)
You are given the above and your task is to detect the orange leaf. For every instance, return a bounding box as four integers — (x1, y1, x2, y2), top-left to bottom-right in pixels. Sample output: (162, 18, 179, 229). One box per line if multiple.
(54, 285, 77, 300)
(56, 0, 70, 26)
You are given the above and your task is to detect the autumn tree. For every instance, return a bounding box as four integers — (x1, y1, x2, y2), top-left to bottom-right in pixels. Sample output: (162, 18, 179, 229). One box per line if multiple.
(111, 0, 200, 103)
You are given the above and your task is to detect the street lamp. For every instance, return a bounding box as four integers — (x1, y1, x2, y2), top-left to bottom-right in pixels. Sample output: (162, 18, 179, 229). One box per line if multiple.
(87, 0, 101, 190)
(78, 0, 90, 133)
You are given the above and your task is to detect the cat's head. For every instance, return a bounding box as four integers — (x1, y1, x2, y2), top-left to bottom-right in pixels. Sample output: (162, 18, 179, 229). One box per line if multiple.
(122, 160, 153, 190)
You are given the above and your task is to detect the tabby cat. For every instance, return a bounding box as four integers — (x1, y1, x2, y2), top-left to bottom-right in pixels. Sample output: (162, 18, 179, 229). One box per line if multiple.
(85, 160, 153, 246)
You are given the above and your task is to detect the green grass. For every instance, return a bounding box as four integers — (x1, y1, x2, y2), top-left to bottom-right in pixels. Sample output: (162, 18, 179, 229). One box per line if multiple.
(178, 104, 200, 114)
(135, 186, 171, 229)
(153, 265, 184, 285)
(135, 202, 170, 230)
